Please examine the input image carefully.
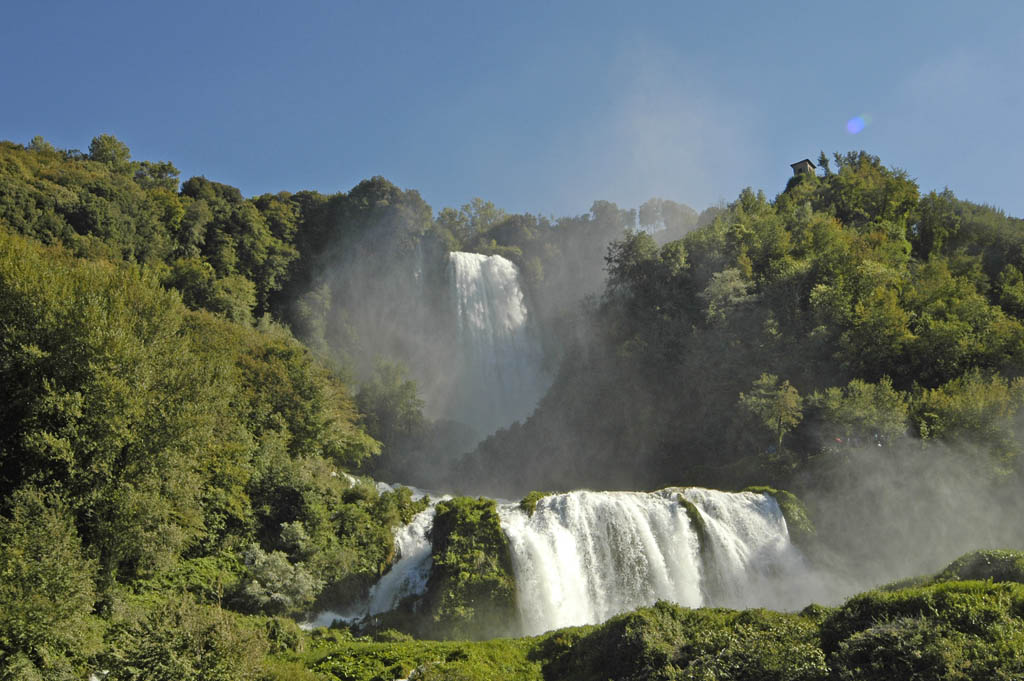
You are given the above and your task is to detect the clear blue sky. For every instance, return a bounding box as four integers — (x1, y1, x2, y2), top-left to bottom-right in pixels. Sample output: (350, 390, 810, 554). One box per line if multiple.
(3, 1, 1022, 218)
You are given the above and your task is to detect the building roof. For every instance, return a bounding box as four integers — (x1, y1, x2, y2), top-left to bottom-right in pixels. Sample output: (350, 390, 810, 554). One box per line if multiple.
(790, 158, 816, 169)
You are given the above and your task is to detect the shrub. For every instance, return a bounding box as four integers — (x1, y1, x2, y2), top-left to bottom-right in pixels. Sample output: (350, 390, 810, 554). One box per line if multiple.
(519, 491, 554, 517)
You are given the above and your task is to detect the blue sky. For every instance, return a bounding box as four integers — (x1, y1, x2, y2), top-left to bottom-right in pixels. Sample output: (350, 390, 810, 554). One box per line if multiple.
(3, 1, 1022, 218)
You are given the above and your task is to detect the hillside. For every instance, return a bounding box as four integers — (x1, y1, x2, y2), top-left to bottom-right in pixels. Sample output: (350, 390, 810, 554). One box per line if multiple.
(3, 136, 1024, 678)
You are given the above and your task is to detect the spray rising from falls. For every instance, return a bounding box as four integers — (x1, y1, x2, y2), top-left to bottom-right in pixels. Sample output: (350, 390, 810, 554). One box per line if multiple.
(361, 488, 825, 636)
(446, 252, 548, 437)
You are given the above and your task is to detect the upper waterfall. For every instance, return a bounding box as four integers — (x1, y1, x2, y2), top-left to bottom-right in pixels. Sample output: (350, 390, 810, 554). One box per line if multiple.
(447, 252, 548, 437)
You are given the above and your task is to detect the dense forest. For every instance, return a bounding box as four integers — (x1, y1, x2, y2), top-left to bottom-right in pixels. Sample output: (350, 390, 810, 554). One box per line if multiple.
(2, 135, 1024, 679)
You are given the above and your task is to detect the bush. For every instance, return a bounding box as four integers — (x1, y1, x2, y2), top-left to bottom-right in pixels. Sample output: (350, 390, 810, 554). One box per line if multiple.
(103, 595, 269, 681)
(935, 549, 1024, 584)
(518, 490, 554, 516)
(0, 488, 104, 679)
(538, 601, 827, 681)
(238, 544, 322, 616)
(822, 581, 1024, 680)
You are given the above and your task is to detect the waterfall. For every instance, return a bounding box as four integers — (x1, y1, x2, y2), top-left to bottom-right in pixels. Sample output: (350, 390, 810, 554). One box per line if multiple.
(499, 490, 703, 634)
(302, 487, 448, 630)
(499, 488, 821, 635)
(332, 487, 822, 636)
(367, 505, 439, 615)
(447, 252, 548, 437)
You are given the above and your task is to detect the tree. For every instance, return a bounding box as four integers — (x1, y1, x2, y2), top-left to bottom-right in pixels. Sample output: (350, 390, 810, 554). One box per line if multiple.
(0, 488, 103, 679)
(740, 374, 804, 453)
(813, 377, 908, 444)
(356, 360, 424, 453)
(133, 160, 180, 191)
(103, 595, 266, 681)
(26, 136, 56, 154)
(88, 133, 131, 172)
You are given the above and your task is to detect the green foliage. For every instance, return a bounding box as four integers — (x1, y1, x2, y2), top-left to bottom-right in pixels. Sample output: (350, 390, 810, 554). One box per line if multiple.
(88, 134, 132, 171)
(356, 359, 425, 454)
(239, 544, 323, 615)
(307, 637, 542, 681)
(425, 497, 519, 639)
(0, 140, 297, 320)
(539, 601, 827, 681)
(740, 374, 804, 452)
(130, 555, 244, 606)
(103, 594, 270, 681)
(821, 581, 1024, 680)
(913, 370, 1024, 457)
(811, 376, 907, 443)
(0, 226, 388, 617)
(898, 549, 1024, 587)
(462, 150, 1024, 496)
(0, 228, 216, 577)
(0, 488, 104, 679)
(519, 490, 554, 516)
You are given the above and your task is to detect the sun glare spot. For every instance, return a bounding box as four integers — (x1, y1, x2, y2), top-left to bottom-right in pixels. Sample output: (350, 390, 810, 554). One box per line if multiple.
(846, 114, 873, 135)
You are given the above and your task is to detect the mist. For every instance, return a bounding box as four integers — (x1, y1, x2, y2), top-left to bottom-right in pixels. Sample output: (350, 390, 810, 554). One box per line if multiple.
(795, 438, 1024, 592)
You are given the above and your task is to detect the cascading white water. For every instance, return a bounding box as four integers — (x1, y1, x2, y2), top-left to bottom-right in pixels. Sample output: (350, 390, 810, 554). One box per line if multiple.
(447, 252, 548, 437)
(303, 486, 449, 630)
(364, 486, 452, 616)
(499, 490, 703, 634)
(329, 487, 823, 637)
(682, 487, 812, 611)
(367, 505, 439, 615)
(498, 488, 823, 635)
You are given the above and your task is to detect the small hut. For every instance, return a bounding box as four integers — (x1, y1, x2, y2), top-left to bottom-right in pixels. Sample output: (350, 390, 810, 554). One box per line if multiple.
(790, 159, 816, 176)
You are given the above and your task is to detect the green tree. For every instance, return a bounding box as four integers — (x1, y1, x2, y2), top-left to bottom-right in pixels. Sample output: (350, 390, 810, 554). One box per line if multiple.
(0, 230, 223, 579)
(814, 377, 908, 444)
(0, 488, 104, 679)
(740, 374, 804, 453)
(103, 596, 267, 681)
(356, 360, 425, 453)
(88, 133, 132, 172)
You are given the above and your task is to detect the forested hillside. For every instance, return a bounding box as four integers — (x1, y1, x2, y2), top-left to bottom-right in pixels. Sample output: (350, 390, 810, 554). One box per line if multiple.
(467, 152, 1024, 494)
(3, 135, 1024, 678)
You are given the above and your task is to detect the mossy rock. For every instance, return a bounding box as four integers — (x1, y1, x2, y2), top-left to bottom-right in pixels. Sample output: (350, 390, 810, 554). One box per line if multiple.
(677, 495, 709, 554)
(424, 496, 520, 639)
(519, 491, 555, 516)
(743, 485, 816, 548)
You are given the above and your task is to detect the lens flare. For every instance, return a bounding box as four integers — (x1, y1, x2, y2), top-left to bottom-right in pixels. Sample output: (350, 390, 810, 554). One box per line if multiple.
(846, 114, 872, 134)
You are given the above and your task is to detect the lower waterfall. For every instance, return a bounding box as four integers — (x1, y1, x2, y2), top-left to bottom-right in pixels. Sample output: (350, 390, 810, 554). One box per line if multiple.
(355, 487, 824, 636)
(500, 488, 817, 635)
